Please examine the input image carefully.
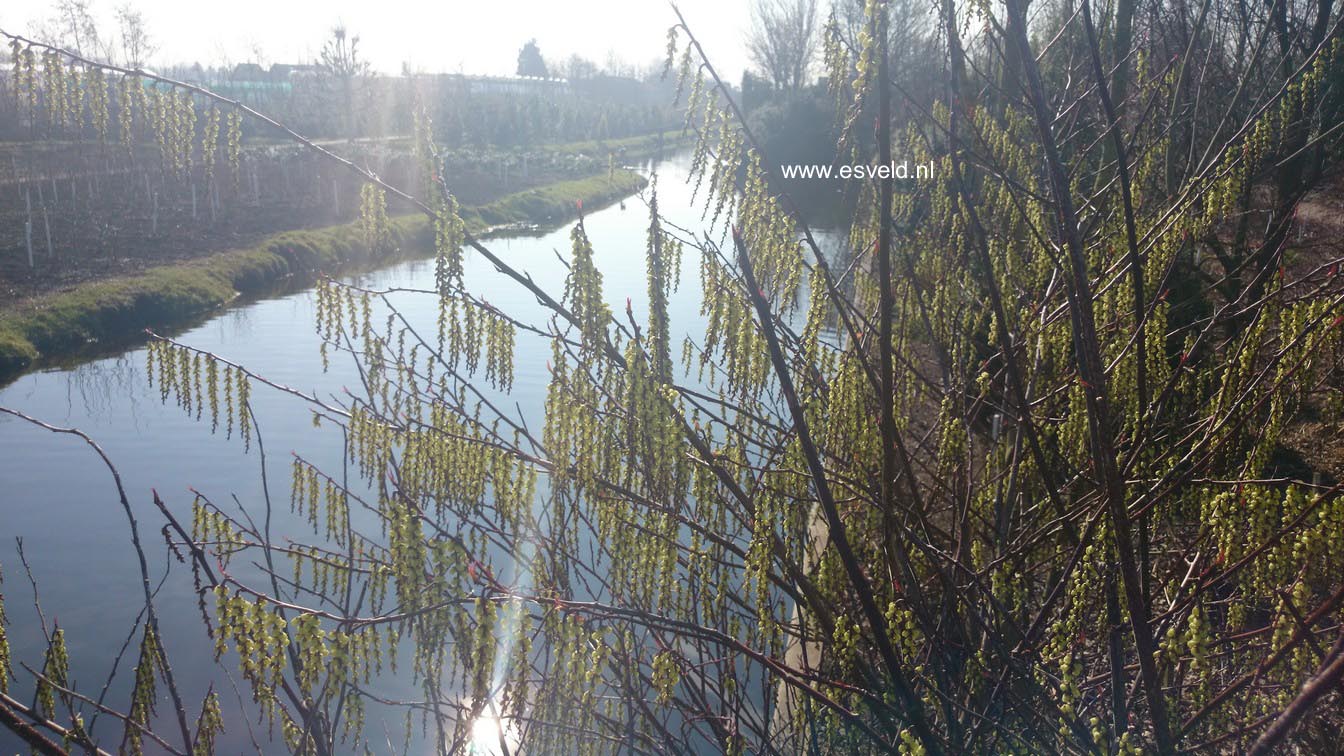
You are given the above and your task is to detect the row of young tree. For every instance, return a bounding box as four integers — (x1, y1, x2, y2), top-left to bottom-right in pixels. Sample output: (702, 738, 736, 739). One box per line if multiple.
(2, 0, 1344, 752)
(1, 4, 681, 144)
(0, 38, 422, 285)
(0, 21, 676, 288)
(20, 0, 155, 70)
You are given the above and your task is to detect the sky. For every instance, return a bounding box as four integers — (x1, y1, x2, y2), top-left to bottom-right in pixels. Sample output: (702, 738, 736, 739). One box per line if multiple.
(1, 0, 755, 81)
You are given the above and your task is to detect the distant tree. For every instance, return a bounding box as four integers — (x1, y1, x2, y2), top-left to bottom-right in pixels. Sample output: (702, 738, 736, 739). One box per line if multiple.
(740, 69, 769, 112)
(516, 39, 548, 78)
(7, 0, 1344, 752)
(635, 57, 667, 83)
(114, 4, 155, 69)
(746, 0, 818, 90)
(560, 53, 599, 81)
(51, 0, 107, 60)
(244, 40, 267, 68)
(603, 50, 637, 78)
(320, 26, 369, 83)
(828, 0, 937, 119)
(745, 86, 833, 166)
(320, 25, 371, 138)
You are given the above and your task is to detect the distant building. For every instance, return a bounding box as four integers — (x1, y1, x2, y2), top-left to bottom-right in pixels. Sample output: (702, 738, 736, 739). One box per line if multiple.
(269, 64, 323, 79)
(194, 63, 325, 105)
(430, 73, 571, 97)
(229, 63, 267, 81)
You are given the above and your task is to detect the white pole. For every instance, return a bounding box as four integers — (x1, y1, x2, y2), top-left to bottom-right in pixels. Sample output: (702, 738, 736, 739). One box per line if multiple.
(24, 188, 33, 267)
(42, 205, 53, 258)
(152, 191, 158, 235)
(192, 183, 198, 219)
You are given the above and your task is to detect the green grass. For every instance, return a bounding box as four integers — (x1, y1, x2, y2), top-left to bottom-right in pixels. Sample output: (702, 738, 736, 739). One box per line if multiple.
(0, 329, 38, 374)
(467, 170, 647, 227)
(536, 131, 692, 160)
(0, 169, 646, 383)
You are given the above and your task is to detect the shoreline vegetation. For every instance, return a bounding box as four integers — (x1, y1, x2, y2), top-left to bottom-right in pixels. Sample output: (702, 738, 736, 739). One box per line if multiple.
(0, 165, 650, 384)
(5, 0, 1344, 749)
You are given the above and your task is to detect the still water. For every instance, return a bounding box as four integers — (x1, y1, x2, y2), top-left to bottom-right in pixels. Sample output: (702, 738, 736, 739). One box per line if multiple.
(0, 152, 845, 752)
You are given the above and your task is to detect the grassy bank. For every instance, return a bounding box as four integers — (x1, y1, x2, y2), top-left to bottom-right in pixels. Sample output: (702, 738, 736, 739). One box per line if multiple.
(0, 169, 646, 382)
(538, 131, 694, 162)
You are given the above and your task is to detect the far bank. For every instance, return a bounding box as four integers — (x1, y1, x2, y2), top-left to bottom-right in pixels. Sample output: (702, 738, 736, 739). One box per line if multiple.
(0, 167, 649, 384)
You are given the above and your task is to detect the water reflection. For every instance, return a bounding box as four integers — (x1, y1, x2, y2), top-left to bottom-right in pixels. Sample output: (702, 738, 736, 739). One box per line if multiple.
(0, 151, 850, 752)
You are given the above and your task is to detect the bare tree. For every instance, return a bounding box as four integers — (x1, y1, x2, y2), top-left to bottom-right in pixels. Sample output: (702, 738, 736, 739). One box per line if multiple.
(319, 25, 370, 138)
(603, 49, 638, 78)
(4, 0, 1344, 751)
(51, 0, 107, 60)
(556, 53, 600, 81)
(746, 0, 819, 90)
(831, 0, 932, 89)
(114, 4, 154, 69)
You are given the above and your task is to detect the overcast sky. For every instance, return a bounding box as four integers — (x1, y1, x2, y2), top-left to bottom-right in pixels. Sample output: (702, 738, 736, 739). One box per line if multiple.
(2, 0, 754, 80)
